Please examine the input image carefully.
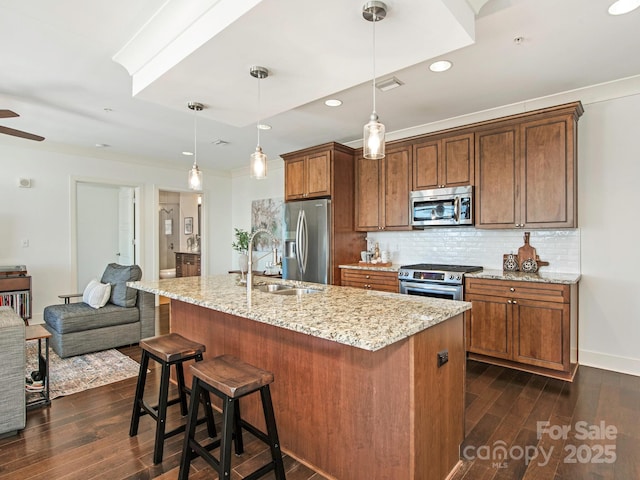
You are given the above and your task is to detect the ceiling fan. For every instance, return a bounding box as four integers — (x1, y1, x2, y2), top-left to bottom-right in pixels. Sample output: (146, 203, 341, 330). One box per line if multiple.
(0, 109, 45, 141)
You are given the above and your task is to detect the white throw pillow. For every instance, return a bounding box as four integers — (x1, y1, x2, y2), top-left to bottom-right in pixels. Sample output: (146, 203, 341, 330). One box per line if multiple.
(82, 279, 112, 309)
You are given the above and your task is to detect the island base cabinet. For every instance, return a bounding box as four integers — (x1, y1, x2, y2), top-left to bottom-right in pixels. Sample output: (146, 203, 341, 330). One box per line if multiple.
(170, 299, 465, 480)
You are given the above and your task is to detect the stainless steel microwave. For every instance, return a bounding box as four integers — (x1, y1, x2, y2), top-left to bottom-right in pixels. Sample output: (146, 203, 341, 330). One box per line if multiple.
(410, 186, 473, 227)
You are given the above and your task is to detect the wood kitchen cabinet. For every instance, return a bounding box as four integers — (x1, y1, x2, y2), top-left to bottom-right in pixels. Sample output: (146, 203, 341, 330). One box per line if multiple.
(175, 252, 201, 277)
(355, 144, 412, 231)
(413, 132, 474, 190)
(465, 277, 578, 381)
(283, 147, 334, 201)
(341, 268, 399, 293)
(475, 102, 583, 229)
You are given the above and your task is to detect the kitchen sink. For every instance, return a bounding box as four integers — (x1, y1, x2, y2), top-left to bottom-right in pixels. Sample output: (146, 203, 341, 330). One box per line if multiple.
(254, 284, 321, 295)
(272, 287, 321, 295)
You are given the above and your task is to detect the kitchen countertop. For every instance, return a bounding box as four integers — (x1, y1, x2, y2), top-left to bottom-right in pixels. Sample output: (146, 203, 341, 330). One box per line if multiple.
(339, 263, 401, 272)
(465, 269, 580, 284)
(129, 274, 470, 352)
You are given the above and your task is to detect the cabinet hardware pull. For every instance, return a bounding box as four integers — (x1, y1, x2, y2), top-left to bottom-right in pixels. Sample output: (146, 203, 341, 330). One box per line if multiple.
(512, 300, 517, 304)
(510, 287, 515, 292)
(365, 275, 370, 279)
(507, 300, 512, 304)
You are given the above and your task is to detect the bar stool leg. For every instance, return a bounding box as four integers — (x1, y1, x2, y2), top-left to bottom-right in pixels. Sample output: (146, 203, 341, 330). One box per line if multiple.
(219, 397, 236, 479)
(201, 390, 217, 439)
(129, 350, 150, 437)
(261, 385, 286, 480)
(233, 399, 244, 455)
(153, 361, 171, 465)
(175, 362, 189, 416)
(178, 377, 201, 480)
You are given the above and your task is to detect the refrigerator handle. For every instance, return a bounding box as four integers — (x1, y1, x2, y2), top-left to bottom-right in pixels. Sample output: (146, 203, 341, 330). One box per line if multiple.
(295, 209, 304, 276)
(300, 209, 308, 274)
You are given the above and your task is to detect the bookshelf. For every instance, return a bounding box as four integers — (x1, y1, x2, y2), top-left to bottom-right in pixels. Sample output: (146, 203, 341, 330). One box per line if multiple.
(0, 275, 32, 324)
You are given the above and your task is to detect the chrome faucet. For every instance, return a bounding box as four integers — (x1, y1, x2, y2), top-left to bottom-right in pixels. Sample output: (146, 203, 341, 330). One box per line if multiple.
(246, 229, 278, 303)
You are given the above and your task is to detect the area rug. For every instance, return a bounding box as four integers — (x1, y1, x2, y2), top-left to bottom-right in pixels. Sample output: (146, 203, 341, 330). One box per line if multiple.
(25, 340, 141, 400)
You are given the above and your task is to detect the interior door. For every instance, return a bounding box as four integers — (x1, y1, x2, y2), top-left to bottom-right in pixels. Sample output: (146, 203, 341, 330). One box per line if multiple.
(118, 187, 136, 265)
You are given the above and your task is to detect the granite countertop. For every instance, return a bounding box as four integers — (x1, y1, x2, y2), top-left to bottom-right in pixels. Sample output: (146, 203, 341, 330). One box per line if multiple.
(465, 269, 580, 284)
(339, 263, 401, 272)
(129, 274, 470, 352)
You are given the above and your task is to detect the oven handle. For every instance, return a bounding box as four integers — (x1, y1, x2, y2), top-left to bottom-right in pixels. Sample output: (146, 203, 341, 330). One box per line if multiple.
(400, 282, 462, 294)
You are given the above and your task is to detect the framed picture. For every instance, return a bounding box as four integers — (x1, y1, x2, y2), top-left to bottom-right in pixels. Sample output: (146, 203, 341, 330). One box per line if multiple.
(184, 217, 193, 235)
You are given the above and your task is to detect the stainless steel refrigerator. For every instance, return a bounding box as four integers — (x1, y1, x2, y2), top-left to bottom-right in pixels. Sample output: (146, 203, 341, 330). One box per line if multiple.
(282, 199, 331, 284)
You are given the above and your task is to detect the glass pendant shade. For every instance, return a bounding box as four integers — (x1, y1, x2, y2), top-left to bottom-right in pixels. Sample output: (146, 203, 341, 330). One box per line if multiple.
(250, 145, 267, 179)
(363, 112, 385, 160)
(188, 163, 203, 190)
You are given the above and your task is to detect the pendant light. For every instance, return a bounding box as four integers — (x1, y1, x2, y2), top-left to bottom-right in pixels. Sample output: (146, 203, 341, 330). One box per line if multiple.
(249, 66, 269, 179)
(362, 1, 387, 160)
(187, 101, 203, 190)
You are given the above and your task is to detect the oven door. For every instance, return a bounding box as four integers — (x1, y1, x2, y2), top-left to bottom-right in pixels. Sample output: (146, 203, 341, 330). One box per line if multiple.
(399, 281, 463, 301)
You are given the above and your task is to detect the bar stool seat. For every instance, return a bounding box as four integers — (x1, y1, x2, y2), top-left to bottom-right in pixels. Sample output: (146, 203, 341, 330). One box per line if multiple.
(178, 354, 286, 480)
(129, 333, 216, 465)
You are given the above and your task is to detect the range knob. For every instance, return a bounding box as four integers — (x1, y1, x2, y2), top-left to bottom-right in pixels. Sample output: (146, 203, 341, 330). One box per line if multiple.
(448, 274, 454, 280)
(457, 275, 462, 281)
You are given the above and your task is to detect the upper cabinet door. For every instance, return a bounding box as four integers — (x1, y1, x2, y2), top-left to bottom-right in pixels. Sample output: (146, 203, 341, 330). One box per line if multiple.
(520, 115, 576, 228)
(383, 146, 412, 230)
(413, 139, 440, 190)
(284, 157, 306, 201)
(305, 150, 331, 198)
(475, 125, 519, 228)
(442, 133, 474, 187)
(355, 153, 382, 231)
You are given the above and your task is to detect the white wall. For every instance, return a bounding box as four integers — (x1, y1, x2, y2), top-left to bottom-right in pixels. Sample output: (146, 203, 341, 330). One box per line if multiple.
(578, 94, 640, 376)
(0, 142, 231, 322)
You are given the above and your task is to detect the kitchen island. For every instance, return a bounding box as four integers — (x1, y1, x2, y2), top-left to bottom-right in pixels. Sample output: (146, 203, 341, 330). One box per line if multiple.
(130, 274, 471, 480)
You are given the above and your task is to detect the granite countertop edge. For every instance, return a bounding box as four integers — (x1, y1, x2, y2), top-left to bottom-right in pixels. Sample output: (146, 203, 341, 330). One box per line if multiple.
(465, 269, 580, 284)
(338, 263, 401, 272)
(129, 275, 470, 352)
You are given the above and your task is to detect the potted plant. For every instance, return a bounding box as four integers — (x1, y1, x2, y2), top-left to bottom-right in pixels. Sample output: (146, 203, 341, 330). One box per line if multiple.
(232, 228, 250, 273)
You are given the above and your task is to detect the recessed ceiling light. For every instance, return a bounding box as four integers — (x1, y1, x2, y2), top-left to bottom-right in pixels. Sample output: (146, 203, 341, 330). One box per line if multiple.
(325, 99, 343, 107)
(429, 60, 452, 73)
(182, 151, 194, 156)
(95, 143, 110, 148)
(376, 77, 404, 91)
(608, 0, 640, 15)
(212, 139, 229, 146)
(257, 123, 271, 130)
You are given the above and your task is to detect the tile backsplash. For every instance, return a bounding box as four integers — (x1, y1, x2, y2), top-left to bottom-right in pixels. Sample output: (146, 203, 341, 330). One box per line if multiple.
(366, 228, 580, 273)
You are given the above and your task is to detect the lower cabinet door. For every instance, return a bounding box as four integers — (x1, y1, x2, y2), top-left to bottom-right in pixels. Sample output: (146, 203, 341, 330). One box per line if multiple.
(512, 299, 569, 371)
(465, 295, 511, 360)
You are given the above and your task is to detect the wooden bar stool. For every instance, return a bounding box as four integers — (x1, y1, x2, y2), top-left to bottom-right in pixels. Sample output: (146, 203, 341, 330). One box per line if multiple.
(129, 333, 216, 464)
(178, 354, 286, 480)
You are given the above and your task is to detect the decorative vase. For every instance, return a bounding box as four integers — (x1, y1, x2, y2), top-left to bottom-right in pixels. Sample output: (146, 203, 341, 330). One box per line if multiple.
(237, 253, 248, 273)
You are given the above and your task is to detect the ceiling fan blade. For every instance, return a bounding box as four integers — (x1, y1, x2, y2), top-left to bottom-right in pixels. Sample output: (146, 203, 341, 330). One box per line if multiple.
(0, 125, 45, 141)
(0, 110, 19, 119)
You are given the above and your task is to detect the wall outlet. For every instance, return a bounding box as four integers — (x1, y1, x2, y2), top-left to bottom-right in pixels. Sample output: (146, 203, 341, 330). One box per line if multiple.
(437, 349, 449, 367)
(22, 239, 29, 248)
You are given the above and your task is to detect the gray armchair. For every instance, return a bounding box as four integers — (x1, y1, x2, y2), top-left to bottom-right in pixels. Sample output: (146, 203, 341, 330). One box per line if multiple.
(43, 264, 155, 358)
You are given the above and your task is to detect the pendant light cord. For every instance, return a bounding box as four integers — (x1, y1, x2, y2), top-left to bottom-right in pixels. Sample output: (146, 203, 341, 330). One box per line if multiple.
(257, 77, 261, 147)
(372, 13, 377, 115)
(193, 106, 198, 167)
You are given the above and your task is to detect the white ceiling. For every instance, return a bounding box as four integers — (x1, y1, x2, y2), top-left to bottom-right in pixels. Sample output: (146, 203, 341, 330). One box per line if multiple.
(1, 0, 640, 174)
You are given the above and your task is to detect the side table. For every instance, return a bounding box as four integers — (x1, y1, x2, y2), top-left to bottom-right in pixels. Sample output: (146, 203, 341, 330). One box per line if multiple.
(25, 324, 51, 409)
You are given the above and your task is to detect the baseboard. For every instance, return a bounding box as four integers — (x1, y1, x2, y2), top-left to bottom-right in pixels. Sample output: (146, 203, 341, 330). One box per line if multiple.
(579, 349, 640, 377)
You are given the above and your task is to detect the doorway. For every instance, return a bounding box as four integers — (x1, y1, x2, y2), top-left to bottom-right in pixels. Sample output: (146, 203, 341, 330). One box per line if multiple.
(158, 190, 202, 279)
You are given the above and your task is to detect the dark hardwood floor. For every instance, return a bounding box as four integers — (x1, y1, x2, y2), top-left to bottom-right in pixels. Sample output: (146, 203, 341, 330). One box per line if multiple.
(451, 360, 640, 480)
(1, 305, 638, 479)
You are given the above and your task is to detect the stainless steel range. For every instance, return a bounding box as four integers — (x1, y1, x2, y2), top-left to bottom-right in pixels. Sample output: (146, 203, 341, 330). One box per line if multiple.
(398, 263, 483, 300)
